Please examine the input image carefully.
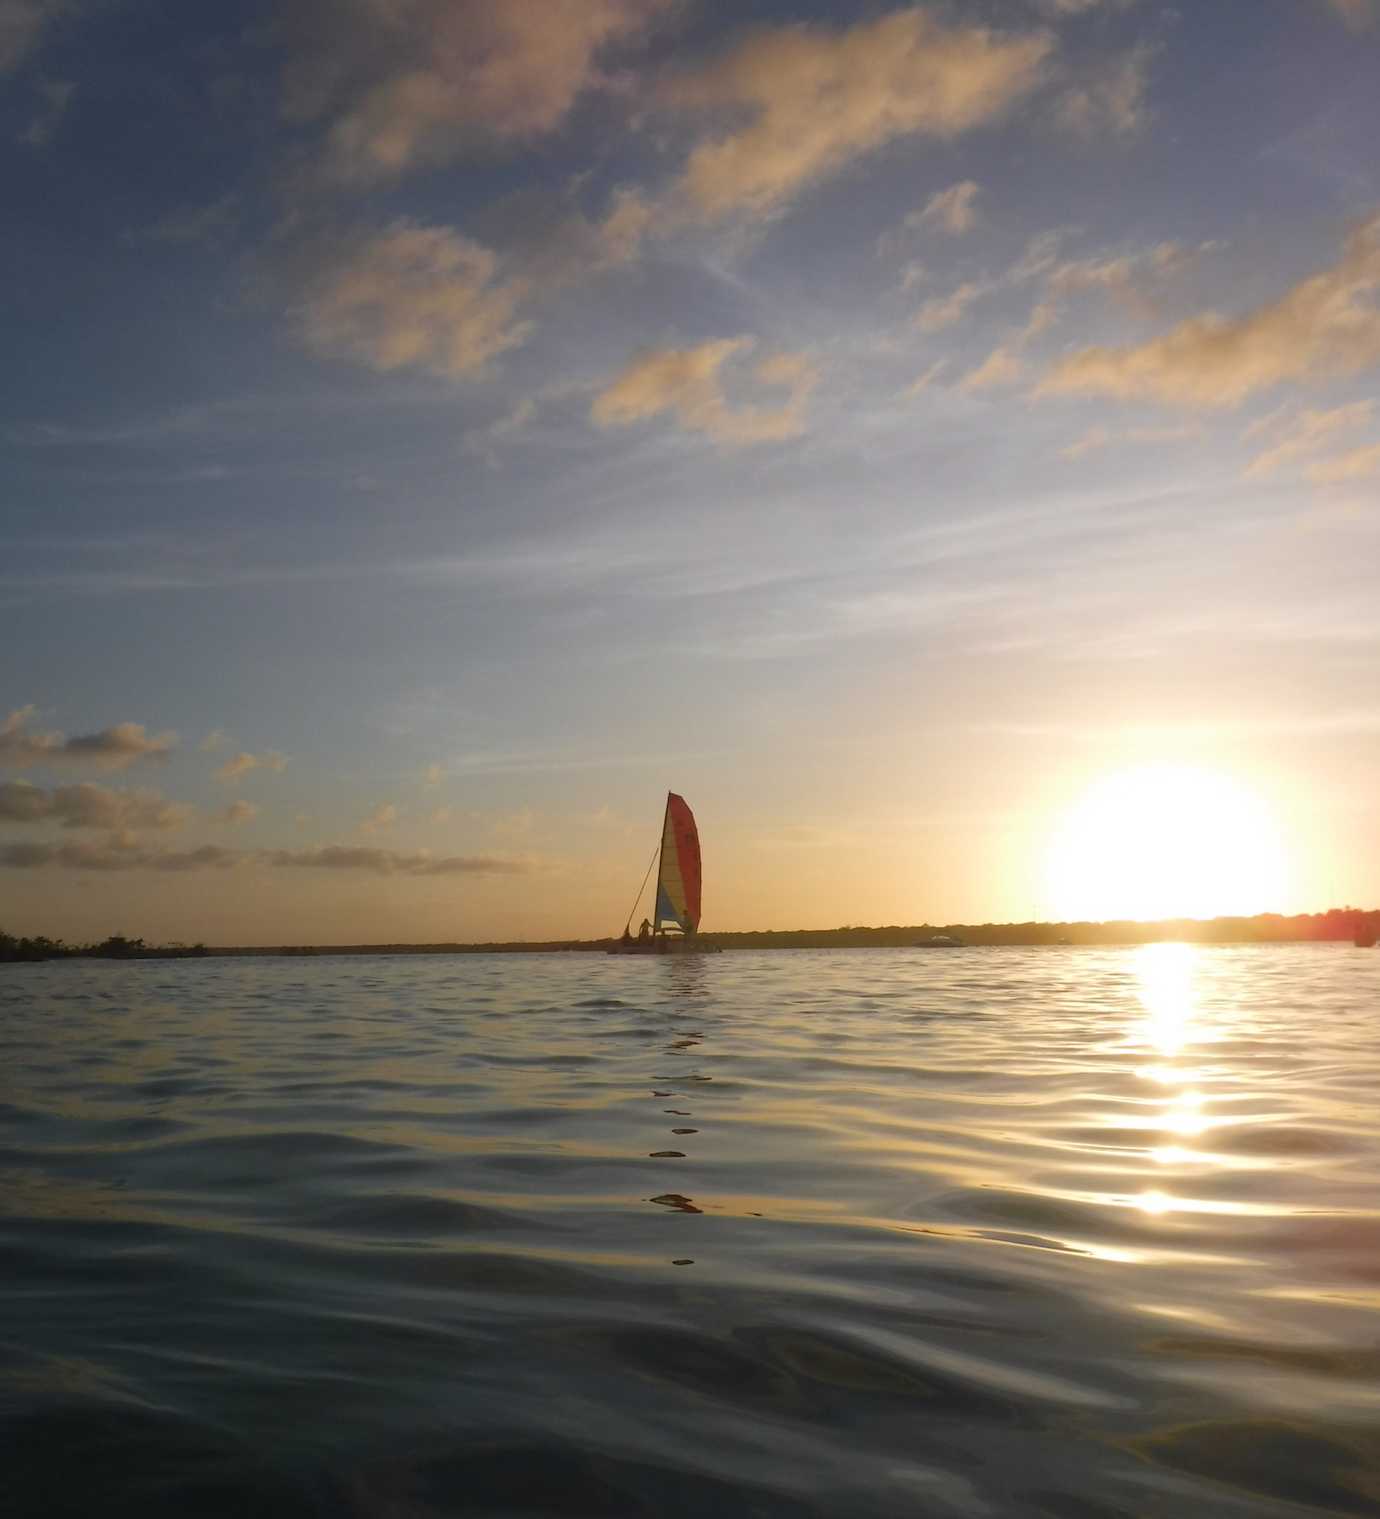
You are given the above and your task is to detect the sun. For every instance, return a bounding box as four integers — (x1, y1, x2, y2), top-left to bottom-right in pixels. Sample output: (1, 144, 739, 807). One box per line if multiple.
(1043, 765, 1290, 922)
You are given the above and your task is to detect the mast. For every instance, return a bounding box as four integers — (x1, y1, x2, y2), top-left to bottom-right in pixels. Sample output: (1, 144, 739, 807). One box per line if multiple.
(651, 790, 670, 935)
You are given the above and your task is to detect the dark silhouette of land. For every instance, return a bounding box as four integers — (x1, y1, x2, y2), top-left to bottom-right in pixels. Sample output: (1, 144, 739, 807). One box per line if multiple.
(8, 910, 1375, 960)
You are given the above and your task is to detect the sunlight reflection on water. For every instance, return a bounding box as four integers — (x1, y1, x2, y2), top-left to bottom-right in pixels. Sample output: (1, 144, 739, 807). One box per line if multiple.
(2, 945, 1379, 1518)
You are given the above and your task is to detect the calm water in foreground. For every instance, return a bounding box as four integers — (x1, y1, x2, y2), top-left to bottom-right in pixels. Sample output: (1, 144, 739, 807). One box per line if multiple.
(2, 945, 1379, 1517)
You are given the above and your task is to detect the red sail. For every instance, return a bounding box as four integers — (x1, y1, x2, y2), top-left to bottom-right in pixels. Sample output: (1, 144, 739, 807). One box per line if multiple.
(664, 792, 701, 932)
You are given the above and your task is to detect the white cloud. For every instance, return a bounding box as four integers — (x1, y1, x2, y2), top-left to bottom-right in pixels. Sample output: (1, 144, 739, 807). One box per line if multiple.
(0, 706, 176, 771)
(300, 221, 531, 379)
(283, 0, 672, 184)
(1040, 213, 1380, 407)
(665, 10, 1051, 219)
(593, 337, 819, 446)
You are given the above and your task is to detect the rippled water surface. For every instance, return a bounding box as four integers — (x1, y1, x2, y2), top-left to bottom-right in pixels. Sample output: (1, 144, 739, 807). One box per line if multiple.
(3, 946, 1379, 1517)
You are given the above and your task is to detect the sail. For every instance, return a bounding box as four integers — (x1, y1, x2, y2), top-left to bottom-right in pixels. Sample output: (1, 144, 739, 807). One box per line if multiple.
(653, 793, 701, 934)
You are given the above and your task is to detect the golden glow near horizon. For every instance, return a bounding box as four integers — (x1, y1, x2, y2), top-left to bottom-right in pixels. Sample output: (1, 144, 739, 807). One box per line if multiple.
(1042, 765, 1291, 923)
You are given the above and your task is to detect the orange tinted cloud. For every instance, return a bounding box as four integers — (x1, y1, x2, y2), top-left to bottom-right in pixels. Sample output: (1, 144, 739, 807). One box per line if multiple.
(665, 11, 1051, 219)
(593, 337, 819, 445)
(1040, 213, 1380, 406)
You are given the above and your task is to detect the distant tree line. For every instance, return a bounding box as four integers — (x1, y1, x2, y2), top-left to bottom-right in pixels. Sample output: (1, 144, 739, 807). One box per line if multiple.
(0, 930, 209, 964)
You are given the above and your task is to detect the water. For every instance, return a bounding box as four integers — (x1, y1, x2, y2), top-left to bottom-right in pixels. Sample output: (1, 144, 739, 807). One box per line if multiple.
(2, 945, 1379, 1517)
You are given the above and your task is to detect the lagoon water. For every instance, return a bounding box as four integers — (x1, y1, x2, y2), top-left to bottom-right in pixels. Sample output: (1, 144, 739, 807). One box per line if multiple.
(2, 945, 1379, 1517)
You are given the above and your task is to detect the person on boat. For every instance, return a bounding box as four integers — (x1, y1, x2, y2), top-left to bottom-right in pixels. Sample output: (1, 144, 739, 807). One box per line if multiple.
(638, 918, 651, 941)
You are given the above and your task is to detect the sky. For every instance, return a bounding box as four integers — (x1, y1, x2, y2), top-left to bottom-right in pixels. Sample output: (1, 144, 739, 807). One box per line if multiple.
(3, 0, 1379, 944)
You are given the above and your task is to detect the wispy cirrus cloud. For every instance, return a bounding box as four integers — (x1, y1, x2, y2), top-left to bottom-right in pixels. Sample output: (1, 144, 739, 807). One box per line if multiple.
(1060, 422, 1203, 460)
(1040, 212, 1380, 406)
(1309, 441, 1380, 482)
(1245, 400, 1373, 478)
(0, 706, 176, 771)
(0, 779, 190, 830)
(593, 337, 819, 446)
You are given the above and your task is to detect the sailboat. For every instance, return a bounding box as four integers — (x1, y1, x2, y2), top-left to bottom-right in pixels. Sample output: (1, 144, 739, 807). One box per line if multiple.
(610, 792, 716, 954)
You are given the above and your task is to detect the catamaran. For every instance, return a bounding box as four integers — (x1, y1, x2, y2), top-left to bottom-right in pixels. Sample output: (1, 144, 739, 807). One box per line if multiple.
(610, 792, 715, 954)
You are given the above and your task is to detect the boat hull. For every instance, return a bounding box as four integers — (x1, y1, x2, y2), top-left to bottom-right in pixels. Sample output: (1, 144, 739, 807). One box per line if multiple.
(607, 939, 720, 955)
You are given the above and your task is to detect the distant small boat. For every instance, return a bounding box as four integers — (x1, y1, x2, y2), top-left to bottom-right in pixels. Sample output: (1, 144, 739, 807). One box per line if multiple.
(1355, 921, 1377, 949)
(610, 793, 718, 955)
(916, 934, 964, 948)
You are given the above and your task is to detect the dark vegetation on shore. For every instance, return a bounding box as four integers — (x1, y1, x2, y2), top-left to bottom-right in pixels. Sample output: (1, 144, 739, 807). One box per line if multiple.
(8, 909, 1373, 961)
(0, 931, 208, 963)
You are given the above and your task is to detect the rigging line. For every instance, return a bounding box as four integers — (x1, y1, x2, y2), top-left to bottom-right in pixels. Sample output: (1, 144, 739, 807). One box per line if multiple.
(623, 842, 661, 934)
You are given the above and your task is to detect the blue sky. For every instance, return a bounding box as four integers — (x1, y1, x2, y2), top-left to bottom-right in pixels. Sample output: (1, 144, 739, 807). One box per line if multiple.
(3, 0, 1379, 942)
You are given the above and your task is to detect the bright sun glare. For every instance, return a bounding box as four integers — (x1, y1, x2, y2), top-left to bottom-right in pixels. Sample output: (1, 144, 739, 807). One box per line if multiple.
(1044, 765, 1290, 922)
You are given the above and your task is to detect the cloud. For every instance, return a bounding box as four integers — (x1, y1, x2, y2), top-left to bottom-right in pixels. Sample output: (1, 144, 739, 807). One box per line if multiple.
(19, 76, 73, 146)
(359, 802, 398, 833)
(300, 221, 531, 379)
(0, 836, 536, 875)
(1044, 240, 1206, 317)
(1245, 400, 1373, 477)
(0, 706, 176, 771)
(265, 846, 531, 876)
(904, 359, 949, 398)
(214, 750, 288, 785)
(200, 728, 228, 752)
(1040, 212, 1380, 406)
(592, 337, 819, 445)
(131, 195, 240, 247)
(912, 180, 982, 237)
(1322, 0, 1376, 29)
(216, 800, 260, 826)
(0, 838, 240, 872)
(1060, 422, 1203, 460)
(915, 281, 985, 333)
(1055, 45, 1150, 137)
(1309, 441, 1380, 482)
(282, 0, 671, 184)
(961, 346, 1025, 393)
(423, 763, 445, 786)
(0, 0, 70, 74)
(664, 10, 1051, 219)
(0, 780, 190, 830)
